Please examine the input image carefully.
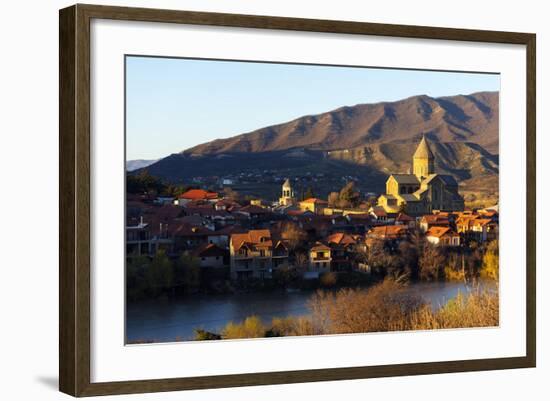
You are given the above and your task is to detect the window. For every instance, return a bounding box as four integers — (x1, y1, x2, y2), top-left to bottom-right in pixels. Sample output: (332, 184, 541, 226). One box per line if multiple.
(260, 250, 265, 257)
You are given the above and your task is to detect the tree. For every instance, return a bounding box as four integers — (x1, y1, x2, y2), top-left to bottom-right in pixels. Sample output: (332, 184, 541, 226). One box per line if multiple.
(364, 239, 386, 274)
(223, 316, 266, 339)
(280, 222, 306, 251)
(145, 250, 174, 296)
(126, 169, 166, 195)
(294, 251, 309, 271)
(327, 182, 360, 208)
(338, 181, 360, 208)
(177, 253, 201, 293)
(165, 184, 190, 197)
(419, 244, 445, 281)
(308, 280, 425, 334)
(126, 255, 151, 300)
(397, 240, 419, 280)
(223, 187, 241, 203)
(327, 192, 340, 207)
(480, 240, 499, 280)
(194, 329, 222, 341)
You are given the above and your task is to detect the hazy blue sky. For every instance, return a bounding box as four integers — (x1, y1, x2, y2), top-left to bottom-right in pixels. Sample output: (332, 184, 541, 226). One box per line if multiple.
(126, 56, 500, 160)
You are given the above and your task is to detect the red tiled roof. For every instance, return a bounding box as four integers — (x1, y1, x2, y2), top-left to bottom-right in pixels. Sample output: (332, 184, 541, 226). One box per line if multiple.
(231, 229, 272, 250)
(396, 213, 414, 222)
(179, 189, 219, 200)
(368, 225, 408, 239)
(310, 241, 331, 252)
(194, 243, 227, 258)
(426, 226, 459, 238)
(421, 214, 450, 225)
(326, 232, 357, 246)
(473, 218, 493, 227)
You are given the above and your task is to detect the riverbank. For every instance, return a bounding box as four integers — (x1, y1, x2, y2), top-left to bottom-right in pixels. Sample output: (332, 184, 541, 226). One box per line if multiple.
(126, 279, 497, 343)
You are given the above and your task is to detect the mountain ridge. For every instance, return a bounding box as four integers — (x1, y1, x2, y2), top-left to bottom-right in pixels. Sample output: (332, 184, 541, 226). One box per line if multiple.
(182, 91, 498, 156)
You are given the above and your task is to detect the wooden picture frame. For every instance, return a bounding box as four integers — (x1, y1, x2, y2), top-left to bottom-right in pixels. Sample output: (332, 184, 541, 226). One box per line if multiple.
(59, 3, 536, 397)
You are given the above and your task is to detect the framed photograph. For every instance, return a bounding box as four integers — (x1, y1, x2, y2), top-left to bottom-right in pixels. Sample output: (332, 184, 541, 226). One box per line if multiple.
(59, 4, 536, 397)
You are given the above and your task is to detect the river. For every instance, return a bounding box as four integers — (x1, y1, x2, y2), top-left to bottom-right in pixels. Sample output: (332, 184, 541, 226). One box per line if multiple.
(126, 281, 495, 343)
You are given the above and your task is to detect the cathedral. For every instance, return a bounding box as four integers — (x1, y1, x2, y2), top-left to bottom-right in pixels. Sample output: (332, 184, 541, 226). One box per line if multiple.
(377, 136, 464, 216)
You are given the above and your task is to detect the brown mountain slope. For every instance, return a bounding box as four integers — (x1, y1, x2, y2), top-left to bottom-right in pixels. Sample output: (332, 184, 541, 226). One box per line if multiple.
(184, 91, 499, 155)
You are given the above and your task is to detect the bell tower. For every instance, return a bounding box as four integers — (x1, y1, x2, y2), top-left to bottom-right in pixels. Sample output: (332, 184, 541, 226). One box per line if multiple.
(279, 178, 296, 206)
(413, 135, 435, 180)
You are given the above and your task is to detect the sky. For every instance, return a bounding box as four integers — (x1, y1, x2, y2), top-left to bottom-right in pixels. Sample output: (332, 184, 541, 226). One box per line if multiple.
(126, 56, 500, 160)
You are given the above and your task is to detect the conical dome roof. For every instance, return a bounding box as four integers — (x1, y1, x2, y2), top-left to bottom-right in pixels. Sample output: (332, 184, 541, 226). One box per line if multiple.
(413, 135, 434, 159)
(282, 178, 292, 188)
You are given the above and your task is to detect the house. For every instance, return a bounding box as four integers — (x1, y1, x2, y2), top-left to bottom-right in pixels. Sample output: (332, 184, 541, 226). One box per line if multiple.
(214, 199, 241, 212)
(229, 229, 289, 280)
(236, 204, 272, 221)
(366, 225, 409, 251)
(369, 206, 388, 222)
(456, 213, 498, 243)
(395, 213, 415, 228)
(127, 204, 185, 256)
(207, 226, 244, 248)
(367, 225, 409, 241)
(181, 200, 215, 216)
(308, 242, 332, 274)
(345, 213, 373, 235)
(419, 214, 450, 232)
(299, 198, 328, 214)
(470, 218, 498, 242)
(425, 226, 461, 246)
(126, 217, 151, 256)
(154, 195, 175, 205)
(171, 224, 212, 251)
(193, 243, 228, 268)
(325, 232, 360, 271)
(174, 189, 219, 206)
(249, 199, 268, 208)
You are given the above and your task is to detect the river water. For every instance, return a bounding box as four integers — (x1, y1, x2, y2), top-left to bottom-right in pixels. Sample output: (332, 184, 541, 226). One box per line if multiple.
(126, 281, 495, 343)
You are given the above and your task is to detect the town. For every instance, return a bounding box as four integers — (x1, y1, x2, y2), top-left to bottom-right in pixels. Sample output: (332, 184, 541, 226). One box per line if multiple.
(126, 137, 499, 300)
